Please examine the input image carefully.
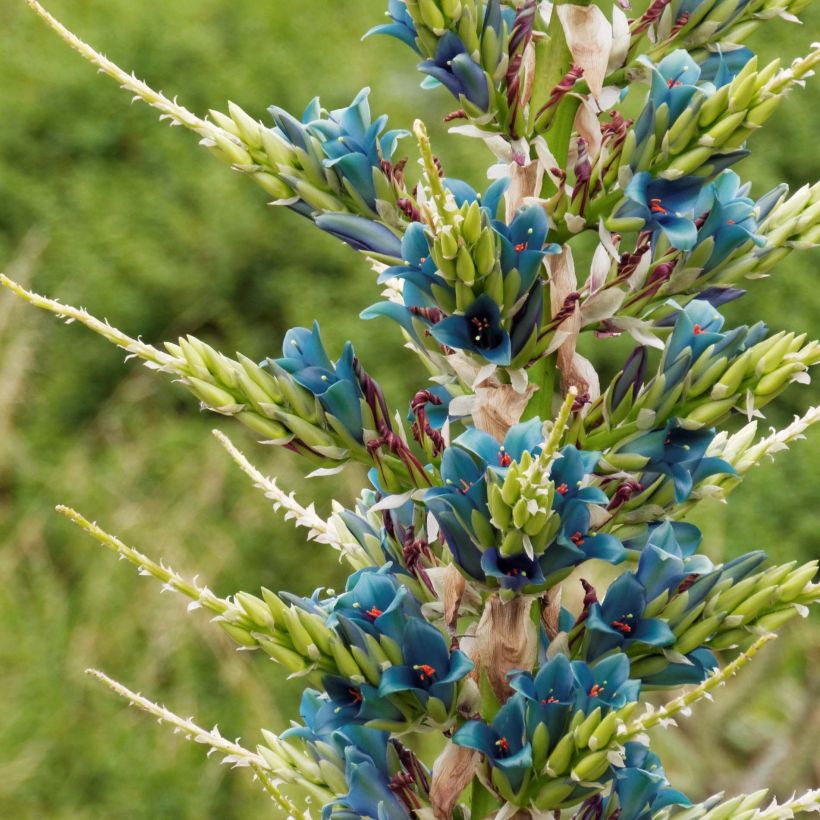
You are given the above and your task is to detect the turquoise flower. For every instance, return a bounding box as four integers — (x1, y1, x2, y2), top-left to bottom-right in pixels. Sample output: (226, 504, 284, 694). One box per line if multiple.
(571, 654, 642, 714)
(365, 0, 420, 53)
(618, 419, 735, 502)
(270, 88, 407, 212)
(618, 173, 705, 250)
(377, 619, 474, 712)
(430, 294, 512, 364)
(419, 32, 491, 111)
(585, 573, 676, 659)
(273, 322, 366, 442)
(453, 695, 533, 794)
(604, 742, 691, 820)
(693, 170, 766, 272)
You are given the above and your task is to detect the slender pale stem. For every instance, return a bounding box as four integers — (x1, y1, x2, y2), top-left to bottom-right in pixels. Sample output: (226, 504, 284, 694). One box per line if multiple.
(87, 669, 304, 817)
(212, 430, 356, 558)
(57, 505, 229, 615)
(626, 635, 776, 738)
(25, 0, 234, 146)
(0, 274, 180, 370)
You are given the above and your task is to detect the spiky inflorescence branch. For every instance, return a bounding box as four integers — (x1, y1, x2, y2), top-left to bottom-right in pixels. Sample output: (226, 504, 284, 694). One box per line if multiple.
(212, 430, 373, 570)
(86, 669, 304, 817)
(625, 634, 776, 738)
(24, 1, 233, 146)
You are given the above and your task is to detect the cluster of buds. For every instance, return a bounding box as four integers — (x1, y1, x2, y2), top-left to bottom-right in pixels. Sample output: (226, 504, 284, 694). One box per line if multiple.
(487, 448, 560, 558)
(207, 90, 418, 258)
(578, 299, 820, 453)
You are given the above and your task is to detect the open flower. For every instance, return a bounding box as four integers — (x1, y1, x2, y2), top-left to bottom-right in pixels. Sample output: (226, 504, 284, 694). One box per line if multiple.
(604, 742, 691, 820)
(618, 419, 735, 502)
(618, 173, 705, 250)
(644, 50, 704, 123)
(585, 573, 676, 659)
(419, 32, 491, 111)
(365, 0, 419, 53)
(628, 521, 714, 601)
(270, 88, 407, 212)
(571, 654, 642, 714)
(694, 170, 766, 271)
(377, 618, 474, 712)
(430, 294, 512, 364)
(509, 653, 576, 742)
(274, 322, 366, 441)
(549, 445, 607, 513)
(494, 206, 561, 297)
(328, 567, 423, 640)
(453, 695, 533, 794)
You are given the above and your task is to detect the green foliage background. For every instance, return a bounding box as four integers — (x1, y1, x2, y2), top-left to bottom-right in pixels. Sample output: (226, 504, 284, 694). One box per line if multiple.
(0, 0, 817, 816)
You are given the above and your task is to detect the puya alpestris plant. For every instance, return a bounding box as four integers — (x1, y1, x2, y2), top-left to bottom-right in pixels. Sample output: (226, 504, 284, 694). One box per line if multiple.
(6, 0, 820, 816)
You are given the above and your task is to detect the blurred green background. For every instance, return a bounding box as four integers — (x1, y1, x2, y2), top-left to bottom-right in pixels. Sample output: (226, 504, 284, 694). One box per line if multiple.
(0, 0, 817, 816)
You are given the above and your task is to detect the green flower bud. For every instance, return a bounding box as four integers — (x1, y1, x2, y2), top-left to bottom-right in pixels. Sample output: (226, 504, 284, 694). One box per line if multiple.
(329, 637, 365, 680)
(675, 614, 723, 654)
(236, 592, 274, 627)
(218, 620, 257, 647)
(456, 245, 476, 284)
(570, 750, 611, 783)
(545, 732, 576, 777)
(573, 707, 602, 749)
(532, 779, 575, 810)
(587, 710, 620, 751)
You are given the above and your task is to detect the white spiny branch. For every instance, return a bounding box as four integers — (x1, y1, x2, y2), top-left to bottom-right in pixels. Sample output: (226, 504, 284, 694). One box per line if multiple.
(0, 275, 181, 373)
(57, 506, 229, 615)
(627, 635, 776, 738)
(25, 1, 235, 147)
(735, 405, 820, 474)
(213, 430, 371, 568)
(86, 669, 304, 817)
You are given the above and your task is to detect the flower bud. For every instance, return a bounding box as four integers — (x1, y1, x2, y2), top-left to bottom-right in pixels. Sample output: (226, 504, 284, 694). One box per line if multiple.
(570, 749, 610, 782)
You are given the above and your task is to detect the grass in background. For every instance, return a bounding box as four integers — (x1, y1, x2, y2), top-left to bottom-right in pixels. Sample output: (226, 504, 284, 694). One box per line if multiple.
(0, 0, 817, 815)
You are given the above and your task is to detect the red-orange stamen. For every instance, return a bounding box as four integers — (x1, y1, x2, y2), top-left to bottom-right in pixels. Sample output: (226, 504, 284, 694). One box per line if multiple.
(693, 323, 704, 335)
(541, 696, 559, 705)
(611, 619, 633, 634)
(649, 197, 668, 215)
(495, 737, 510, 753)
(414, 664, 437, 681)
(366, 606, 384, 620)
(570, 531, 585, 546)
(514, 242, 527, 252)
(498, 451, 512, 467)
(557, 482, 569, 495)
(589, 684, 605, 697)
(348, 688, 363, 703)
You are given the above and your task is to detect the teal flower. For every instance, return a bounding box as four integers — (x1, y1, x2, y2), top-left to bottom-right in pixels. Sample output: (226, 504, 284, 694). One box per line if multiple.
(571, 654, 642, 714)
(420, 32, 491, 111)
(508, 653, 577, 743)
(377, 619, 474, 712)
(693, 170, 766, 271)
(618, 173, 705, 250)
(269, 88, 407, 211)
(365, 0, 420, 53)
(453, 695, 533, 793)
(604, 742, 691, 820)
(430, 294, 512, 364)
(274, 322, 366, 442)
(618, 419, 735, 502)
(585, 573, 676, 659)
